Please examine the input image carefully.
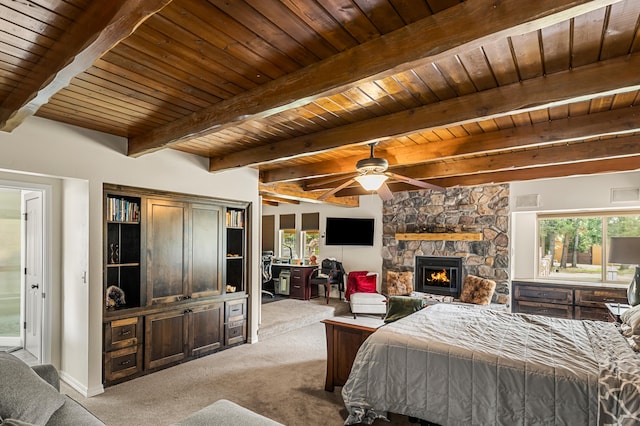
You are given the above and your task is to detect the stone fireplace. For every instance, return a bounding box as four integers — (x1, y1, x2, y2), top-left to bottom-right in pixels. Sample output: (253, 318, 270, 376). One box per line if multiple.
(382, 184, 510, 302)
(414, 256, 463, 298)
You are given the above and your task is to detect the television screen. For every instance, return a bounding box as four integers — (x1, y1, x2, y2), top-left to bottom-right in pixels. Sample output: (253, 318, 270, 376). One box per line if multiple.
(325, 217, 375, 246)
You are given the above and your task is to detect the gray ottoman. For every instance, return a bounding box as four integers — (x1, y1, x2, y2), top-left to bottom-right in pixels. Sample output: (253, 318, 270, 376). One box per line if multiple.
(172, 399, 283, 426)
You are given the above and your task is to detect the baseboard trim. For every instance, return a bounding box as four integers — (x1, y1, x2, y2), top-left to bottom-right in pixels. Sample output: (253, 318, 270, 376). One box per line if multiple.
(60, 370, 104, 397)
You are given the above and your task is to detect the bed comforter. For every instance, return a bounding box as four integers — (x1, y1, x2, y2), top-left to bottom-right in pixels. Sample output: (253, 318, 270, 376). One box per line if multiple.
(342, 303, 640, 425)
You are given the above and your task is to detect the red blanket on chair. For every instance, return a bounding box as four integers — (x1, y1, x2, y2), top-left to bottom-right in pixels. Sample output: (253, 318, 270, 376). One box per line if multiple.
(346, 271, 377, 301)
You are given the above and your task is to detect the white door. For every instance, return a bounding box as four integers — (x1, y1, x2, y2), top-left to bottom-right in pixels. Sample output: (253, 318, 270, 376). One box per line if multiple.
(23, 191, 43, 361)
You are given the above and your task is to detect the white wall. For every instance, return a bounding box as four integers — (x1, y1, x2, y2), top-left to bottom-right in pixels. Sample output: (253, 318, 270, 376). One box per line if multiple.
(262, 195, 384, 290)
(0, 116, 260, 397)
(510, 171, 640, 279)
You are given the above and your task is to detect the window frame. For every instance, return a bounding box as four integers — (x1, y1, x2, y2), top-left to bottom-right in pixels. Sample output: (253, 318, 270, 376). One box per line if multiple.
(536, 210, 640, 283)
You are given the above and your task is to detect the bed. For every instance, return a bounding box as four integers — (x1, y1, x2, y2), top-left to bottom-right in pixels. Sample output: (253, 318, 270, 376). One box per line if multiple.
(342, 303, 640, 425)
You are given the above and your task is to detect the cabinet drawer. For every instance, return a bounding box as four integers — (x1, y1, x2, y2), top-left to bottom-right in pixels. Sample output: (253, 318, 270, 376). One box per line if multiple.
(226, 299, 246, 320)
(514, 285, 572, 304)
(226, 320, 246, 346)
(513, 300, 573, 319)
(290, 283, 305, 299)
(575, 288, 627, 307)
(105, 345, 142, 383)
(105, 317, 142, 351)
(574, 306, 610, 321)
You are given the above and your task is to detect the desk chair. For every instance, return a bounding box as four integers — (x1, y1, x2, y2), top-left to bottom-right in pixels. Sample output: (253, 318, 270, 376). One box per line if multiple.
(309, 259, 345, 303)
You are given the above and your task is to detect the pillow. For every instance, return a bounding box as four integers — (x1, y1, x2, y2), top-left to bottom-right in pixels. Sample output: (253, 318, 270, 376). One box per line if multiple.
(620, 304, 640, 337)
(355, 274, 377, 293)
(385, 271, 413, 296)
(345, 271, 368, 301)
(0, 353, 65, 425)
(384, 296, 427, 323)
(459, 275, 496, 305)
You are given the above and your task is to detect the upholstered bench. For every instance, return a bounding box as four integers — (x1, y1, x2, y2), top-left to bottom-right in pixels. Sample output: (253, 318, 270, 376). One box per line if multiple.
(350, 292, 387, 318)
(172, 399, 283, 426)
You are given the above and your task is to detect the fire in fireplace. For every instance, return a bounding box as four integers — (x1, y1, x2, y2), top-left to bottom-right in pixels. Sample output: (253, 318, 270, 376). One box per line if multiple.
(415, 256, 463, 298)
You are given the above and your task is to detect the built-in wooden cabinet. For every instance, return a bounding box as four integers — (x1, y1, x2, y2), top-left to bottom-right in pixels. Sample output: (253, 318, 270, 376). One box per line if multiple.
(103, 184, 249, 386)
(512, 281, 627, 320)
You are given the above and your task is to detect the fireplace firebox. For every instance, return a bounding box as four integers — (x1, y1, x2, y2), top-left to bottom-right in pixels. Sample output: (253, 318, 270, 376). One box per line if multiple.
(414, 256, 463, 298)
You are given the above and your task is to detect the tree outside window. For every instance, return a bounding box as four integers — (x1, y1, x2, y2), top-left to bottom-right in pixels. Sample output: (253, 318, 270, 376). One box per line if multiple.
(537, 213, 640, 283)
(280, 229, 296, 260)
(303, 230, 319, 259)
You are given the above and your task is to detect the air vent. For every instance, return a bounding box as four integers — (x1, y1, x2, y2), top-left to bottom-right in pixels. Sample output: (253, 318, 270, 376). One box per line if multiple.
(611, 187, 640, 203)
(515, 194, 540, 208)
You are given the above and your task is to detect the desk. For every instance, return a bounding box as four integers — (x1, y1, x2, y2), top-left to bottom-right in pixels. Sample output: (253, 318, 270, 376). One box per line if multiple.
(322, 317, 384, 391)
(271, 264, 318, 300)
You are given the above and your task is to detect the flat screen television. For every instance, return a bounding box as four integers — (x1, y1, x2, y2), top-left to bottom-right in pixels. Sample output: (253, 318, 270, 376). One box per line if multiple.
(325, 217, 375, 246)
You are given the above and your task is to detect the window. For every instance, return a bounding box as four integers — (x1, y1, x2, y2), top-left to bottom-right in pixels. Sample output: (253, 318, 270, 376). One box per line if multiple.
(537, 212, 640, 283)
(301, 212, 320, 260)
(279, 229, 296, 260)
(302, 230, 319, 258)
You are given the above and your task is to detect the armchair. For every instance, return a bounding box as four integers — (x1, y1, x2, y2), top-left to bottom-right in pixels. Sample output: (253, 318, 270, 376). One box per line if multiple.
(346, 271, 386, 318)
(309, 258, 345, 303)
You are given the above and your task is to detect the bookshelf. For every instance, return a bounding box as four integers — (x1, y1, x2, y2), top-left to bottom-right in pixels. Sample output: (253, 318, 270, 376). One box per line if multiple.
(225, 207, 245, 293)
(105, 193, 142, 309)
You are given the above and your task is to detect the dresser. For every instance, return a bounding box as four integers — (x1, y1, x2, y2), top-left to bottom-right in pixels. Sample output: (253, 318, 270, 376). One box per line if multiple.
(512, 280, 627, 321)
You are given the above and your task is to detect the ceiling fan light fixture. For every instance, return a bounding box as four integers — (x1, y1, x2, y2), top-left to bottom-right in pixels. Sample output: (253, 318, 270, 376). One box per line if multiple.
(355, 173, 388, 191)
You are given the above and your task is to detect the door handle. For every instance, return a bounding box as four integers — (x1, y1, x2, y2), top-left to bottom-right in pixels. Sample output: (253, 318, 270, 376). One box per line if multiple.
(31, 284, 39, 289)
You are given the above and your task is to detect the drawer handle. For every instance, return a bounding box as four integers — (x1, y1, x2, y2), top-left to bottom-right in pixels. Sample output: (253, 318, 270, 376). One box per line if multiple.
(120, 330, 131, 336)
(537, 293, 548, 297)
(604, 298, 616, 302)
(120, 360, 131, 366)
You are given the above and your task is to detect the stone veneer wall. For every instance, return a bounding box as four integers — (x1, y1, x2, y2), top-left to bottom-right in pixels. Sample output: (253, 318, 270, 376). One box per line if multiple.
(382, 184, 510, 301)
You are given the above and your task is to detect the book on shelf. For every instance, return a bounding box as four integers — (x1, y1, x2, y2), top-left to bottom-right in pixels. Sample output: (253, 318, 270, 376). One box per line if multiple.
(226, 209, 244, 228)
(107, 197, 140, 222)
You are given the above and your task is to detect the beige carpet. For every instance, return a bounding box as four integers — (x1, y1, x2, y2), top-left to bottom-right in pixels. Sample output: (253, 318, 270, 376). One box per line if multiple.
(63, 298, 413, 425)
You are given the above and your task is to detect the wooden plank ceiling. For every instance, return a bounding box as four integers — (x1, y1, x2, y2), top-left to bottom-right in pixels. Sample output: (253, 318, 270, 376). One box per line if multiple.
(1, 0, 639, 206)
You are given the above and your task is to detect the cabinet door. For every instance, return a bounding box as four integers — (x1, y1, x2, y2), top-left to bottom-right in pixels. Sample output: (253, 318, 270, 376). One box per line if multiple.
(190, 204, 222, 298)
(145, 309, 188, 370)
(575, 288, 627, 307)
(147, 199, 188, 304)
(189, 302, 223, 357)
(575, 306, 610, 321)
(514, 284, 573, 305)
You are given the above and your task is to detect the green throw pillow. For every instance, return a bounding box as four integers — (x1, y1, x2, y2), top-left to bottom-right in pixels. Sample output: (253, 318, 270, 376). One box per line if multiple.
(0, 353, 65, 425)
(384, 296, 427, 323)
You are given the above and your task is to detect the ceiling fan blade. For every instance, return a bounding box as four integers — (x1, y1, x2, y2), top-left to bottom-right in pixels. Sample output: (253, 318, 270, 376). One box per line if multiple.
(318, 178, 356, 200)
(386, 172, 445, 192)
(376, 182, 394, 201)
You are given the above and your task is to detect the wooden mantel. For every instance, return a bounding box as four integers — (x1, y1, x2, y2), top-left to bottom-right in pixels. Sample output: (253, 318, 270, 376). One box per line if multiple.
(395, 233, 482, 241)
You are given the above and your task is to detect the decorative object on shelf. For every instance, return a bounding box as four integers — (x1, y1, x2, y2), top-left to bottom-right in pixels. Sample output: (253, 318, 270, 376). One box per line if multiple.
(226, 285, 236, 293)
(105, 285, 126, 309)
(109, 243, 119, 264)
(608, 237, 640, 306)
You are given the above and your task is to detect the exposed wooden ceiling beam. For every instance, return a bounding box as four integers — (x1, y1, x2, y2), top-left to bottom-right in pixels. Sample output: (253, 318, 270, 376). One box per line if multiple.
(260, 195, 300, 205)
(307, 133, 640, 190)
(262, 106, 640, 183)
(259, 183, 359, 207)
(0, 0, 172, 132)
(127, 0, 621, 157)
(336, 156, 640, 197)
(211, 52, 640, 172)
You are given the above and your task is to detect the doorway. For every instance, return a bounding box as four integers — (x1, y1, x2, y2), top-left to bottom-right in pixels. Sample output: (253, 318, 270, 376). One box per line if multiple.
(0, 186, 46, 363)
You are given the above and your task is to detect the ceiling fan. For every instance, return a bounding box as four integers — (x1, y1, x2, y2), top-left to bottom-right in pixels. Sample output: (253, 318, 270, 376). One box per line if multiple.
(318, 143, 445, 201)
